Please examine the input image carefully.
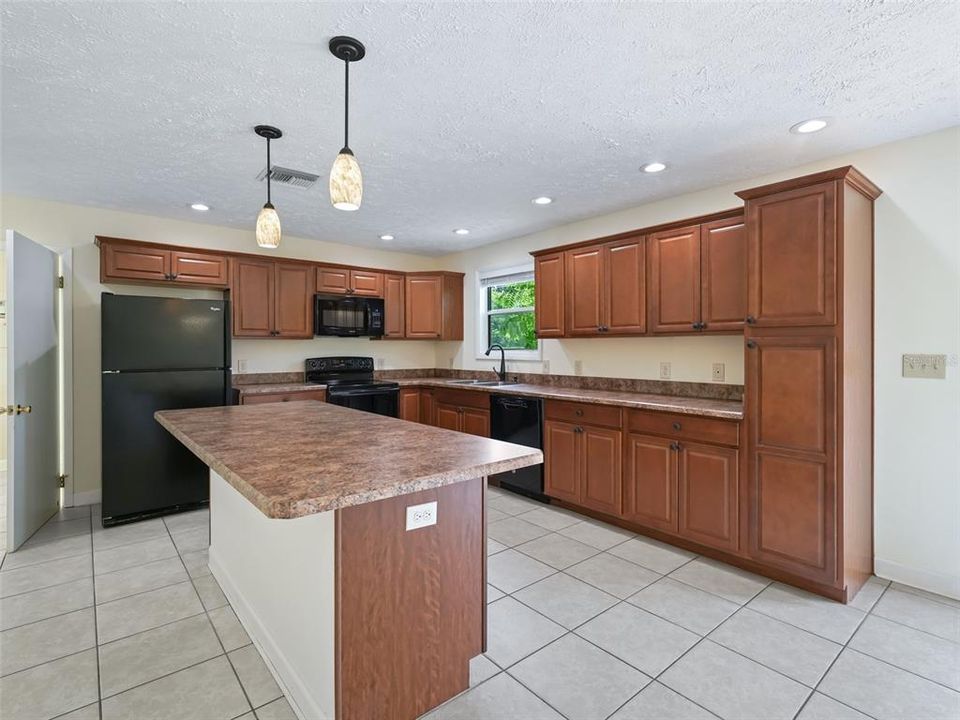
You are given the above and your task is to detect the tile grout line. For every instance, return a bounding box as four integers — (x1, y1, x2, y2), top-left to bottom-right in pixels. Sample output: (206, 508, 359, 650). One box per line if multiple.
(89, 507, 104, 720)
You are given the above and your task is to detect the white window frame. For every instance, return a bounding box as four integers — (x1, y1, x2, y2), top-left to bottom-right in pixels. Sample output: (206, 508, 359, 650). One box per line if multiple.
(474, 264, 541, 362)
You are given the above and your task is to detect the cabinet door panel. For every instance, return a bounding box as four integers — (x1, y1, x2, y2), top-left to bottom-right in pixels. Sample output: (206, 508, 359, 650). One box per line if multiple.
(419, 390, 435, 426)
(405, 276, 443, 338)
(350, 270, 384, 297)
(678, 442, 738, 551)
(232, 258, 274, 337)
(103, 244, 170, 282)
(170, 251, 229, 287)
(605, 237, 646, 334)
(623, 433, 677, 532)
(242, 390, 326, 405)
(565, 247, 604, 335)
(434, 402, 461, 432)
(648, 225, 701, 333)
(580, 425, 622, 516)
(746, 181, 836, 326)
(544, 420, 579, 504)
(534, 252, 565, 338)
(316, 266, 351, 294)
(399, 388, 420, 422)
(700, 218, 746, 331)
(384, 274, 406, 338)
(275, 263, 314, 338)
(461, 407, 490, 438)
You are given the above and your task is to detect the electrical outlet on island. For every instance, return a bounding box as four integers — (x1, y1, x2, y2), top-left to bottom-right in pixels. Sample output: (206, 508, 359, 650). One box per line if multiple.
(659, 362, 671, 380)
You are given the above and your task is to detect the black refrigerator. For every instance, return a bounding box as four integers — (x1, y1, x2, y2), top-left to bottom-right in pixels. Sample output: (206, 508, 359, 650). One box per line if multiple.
(101, 293, 231, 526)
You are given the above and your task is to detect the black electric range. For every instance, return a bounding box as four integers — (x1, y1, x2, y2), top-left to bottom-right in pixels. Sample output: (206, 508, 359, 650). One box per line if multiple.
(305, 356, 399, 418)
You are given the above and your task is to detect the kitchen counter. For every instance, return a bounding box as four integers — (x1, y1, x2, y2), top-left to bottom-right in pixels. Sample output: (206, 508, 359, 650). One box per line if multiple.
(155, 400, 542, 519)
(233, 382, 327, 395)
(397, 378, 744, 419)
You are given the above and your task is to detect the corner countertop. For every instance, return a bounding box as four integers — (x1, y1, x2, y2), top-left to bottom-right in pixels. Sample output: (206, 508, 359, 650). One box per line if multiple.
(234, 383, 327, 395)
(155, 402, 543, 520)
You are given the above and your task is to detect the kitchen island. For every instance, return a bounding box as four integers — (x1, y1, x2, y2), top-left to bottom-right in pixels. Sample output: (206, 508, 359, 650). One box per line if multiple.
(155, 401, 542, 720)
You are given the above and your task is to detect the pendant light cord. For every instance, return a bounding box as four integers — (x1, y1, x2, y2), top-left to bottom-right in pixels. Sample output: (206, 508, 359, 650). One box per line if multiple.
(266, 137, 272, 204)
(343, 59, 350, 150)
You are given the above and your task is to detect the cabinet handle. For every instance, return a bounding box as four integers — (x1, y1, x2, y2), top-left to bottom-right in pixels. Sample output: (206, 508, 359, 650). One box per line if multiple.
(691, 322, 699, 330)
(672, 421, 681, 431)
(575, 409, 583, 416)
(746, 340, 757, 349)
(170, 273, 178, 280)
(699, 322, 707, 330)
(574, 426, 583, 433)
(670, 441, 680, 451)
(745, 315, 757, 324)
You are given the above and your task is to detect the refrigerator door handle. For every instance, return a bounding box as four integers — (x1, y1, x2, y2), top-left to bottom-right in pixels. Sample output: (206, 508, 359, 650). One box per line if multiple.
(102, 370, 120, 374)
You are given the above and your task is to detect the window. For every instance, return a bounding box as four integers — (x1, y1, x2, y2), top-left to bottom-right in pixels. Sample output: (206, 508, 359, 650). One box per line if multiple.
(476, 266, 540, 360)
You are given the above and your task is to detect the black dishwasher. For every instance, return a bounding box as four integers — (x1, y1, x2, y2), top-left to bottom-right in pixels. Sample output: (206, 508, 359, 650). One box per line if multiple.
(489, 394, 546, 501)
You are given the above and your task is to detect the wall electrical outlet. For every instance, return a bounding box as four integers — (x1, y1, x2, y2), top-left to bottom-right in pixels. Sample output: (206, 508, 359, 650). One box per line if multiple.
(375, 357, 385, 370)
(542, 359, 550, 374)
(902, 353, 947, 379)
(448, 357, 455, 369)
(573, 360, 583, 376)
(405, 501, 437, 531)
(712, 363, 725, 382)
(659, 362, 671, 380)
(236, 359, 248, 373)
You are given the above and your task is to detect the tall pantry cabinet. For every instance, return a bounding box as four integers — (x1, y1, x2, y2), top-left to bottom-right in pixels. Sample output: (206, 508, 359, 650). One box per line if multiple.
(736, 166, 881, 602)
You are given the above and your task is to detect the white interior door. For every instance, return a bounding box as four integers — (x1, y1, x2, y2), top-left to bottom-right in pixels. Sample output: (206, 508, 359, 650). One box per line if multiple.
(5, 230, 60, 551)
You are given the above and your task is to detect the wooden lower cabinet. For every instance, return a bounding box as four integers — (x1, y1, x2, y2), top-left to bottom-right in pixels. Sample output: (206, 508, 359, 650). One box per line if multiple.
(420, 388, 490, 437)
(398, 388, 420, 422)
(543, 412, 622, 516)
(239, 389, 326, 405)
(622, 433, 677, 532)
(678, 442, 739, 552)
(434, 401, 462, 432)
(543, 420, 579, 504)
(460, 407, 491, 438)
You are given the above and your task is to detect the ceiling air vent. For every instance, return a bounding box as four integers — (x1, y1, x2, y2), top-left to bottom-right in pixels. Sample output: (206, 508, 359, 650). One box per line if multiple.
(257, 165, 319, 189)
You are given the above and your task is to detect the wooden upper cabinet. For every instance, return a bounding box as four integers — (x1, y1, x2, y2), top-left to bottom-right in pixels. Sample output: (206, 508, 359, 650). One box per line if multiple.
(565, 246, 604, 335)
(383, 274, 406, 338)
(102, 242, 170, 282)
(623, 433, 677, 532)
(232, 258, 275, 338)
(274, 263, 314, 338)
(534, 252, 564, 338)
(604, 237, 646, 334)
(648, 224, 701, 333)
(99, 237, 228, 288)
(404, 273, 464, 341)
(678, 442, 739, 552)
(349, 270, 383, 297)
(316, 266, 351, 294)
(700, 217, 746, 331)
(742, 180, 837, 327)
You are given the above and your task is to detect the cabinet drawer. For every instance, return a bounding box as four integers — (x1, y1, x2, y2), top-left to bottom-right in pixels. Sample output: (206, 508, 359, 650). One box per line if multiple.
(545, 400, 622, 428)
(241, 390, 326, 405)
(626, 409, 739, 447)
(432, 388, 490, 410)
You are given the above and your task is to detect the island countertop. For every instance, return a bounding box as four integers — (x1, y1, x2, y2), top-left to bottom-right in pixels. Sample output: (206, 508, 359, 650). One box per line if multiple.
(155, 401, 543, 519)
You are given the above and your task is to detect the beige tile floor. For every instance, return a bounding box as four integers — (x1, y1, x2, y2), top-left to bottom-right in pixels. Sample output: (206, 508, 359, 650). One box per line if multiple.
(1, 487, 958, 720)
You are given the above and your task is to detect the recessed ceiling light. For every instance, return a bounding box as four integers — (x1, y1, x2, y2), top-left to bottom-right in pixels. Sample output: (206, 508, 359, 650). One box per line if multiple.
(379, 234, 394, 241)
(453, 228, 470, 235)
(642, 162, 666, 174)
(790, 118, 828, 134)
(190, 203, 210, 212)
(532, 196, 553, 205)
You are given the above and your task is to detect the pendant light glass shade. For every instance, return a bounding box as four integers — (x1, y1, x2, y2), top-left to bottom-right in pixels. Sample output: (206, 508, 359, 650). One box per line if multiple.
(256, 202, 281, 248)
(330, 148, 362, 211)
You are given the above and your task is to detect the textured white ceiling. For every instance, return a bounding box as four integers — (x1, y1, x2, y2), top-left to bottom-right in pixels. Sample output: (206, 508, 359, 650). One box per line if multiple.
(2, 1, 958, 255)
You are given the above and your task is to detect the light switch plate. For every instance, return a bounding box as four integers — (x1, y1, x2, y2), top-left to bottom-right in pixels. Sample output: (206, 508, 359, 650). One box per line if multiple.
(236, 359, 248, 373)
(406, 501, 438, 531)
(712, 363, 725, 382)
(902, 354, 947, 379)
(573, 360, 583, 376)
(542, 359, 550, 374)
(660, 362, 671, 379)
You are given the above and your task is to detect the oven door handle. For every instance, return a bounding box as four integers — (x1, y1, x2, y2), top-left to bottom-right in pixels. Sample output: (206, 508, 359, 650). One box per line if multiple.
(329, 387, 399, 398)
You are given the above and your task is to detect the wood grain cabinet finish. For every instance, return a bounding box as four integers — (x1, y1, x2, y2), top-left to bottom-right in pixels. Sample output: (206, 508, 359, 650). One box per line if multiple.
(678, 442, 739, 552)
(543, 420, 580, 504)
(563, 238, 645, 336)
(315, 266, 351, 294)
(99, 238, 228, 288)
(240, 389, 326, 405)
(429, 389, 490, 437)
(622, 433, 677, 532)
(700, 217, 746, 331)
(316, 266, 384, 297)
(648, 225, 701, 333)
(384, 274, 406, 338)
(742, 180, 837, 327)
(349, 270, 384, 297)
(398, 388, 420, 422)
(232, 259, 313, 338)
(565, 246, 605, 335)
(534, 252, 565, 338)
(404, 273, 464, 341)
(580, 424, 622, 516)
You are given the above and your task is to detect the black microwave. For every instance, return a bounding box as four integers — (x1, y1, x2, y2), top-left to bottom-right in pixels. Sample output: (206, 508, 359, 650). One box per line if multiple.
(314, 294, 385, 337)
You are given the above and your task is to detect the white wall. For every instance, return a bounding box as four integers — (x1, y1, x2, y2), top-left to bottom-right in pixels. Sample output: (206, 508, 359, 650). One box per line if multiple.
(0, 197, 441, 498)
(445, 127, 960, 598)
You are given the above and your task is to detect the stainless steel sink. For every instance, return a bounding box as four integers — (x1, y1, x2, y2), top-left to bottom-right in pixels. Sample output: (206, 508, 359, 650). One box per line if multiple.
(446, 379, 483, 385)
(473, 381, 520, 387)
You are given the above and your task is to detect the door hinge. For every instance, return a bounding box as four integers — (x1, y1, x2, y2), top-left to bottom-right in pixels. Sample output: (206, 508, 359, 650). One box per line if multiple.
(58, 473, 68, 488)
(57, 275, 65, 289)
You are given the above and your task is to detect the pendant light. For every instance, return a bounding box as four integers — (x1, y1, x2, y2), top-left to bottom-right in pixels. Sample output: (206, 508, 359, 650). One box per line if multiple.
(328, 36, 365, 211)
(254, 125, 283, 248)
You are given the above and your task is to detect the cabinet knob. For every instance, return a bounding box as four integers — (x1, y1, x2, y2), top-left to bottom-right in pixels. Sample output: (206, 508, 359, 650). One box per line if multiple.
(745, 315, 757, 324)
(672, 421, 681, 431)
(699, 322, 707, 330)
(746, 340, 757, 349)
(670, 441, 680, 451)
(574, 426, 583, 433)
(575, 409, 583, 416)
(170, 273, 178, 280)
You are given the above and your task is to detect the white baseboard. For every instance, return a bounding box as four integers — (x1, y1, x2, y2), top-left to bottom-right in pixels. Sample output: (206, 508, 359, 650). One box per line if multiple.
(69, 489, 101, 507)
(875, 557, 960, 601)
(209, 548, 322, 720)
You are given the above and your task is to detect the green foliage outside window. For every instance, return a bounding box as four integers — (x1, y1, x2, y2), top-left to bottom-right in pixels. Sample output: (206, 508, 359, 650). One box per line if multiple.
(486, 280, 536, 350)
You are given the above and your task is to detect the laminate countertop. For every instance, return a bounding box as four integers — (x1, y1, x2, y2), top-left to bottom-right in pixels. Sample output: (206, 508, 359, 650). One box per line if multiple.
(155, 401, 542, 519)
